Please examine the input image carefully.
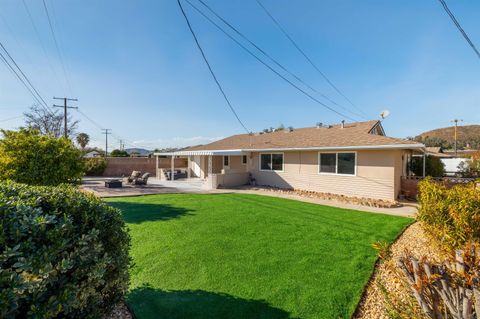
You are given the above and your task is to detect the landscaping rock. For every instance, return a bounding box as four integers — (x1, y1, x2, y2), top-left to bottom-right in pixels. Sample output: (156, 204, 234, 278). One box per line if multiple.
(354, 222, 447, 319)
(104, 302, 132, 319)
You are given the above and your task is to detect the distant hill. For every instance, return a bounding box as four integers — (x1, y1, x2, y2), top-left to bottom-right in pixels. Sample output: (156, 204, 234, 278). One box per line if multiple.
(415, 125, 480, 149)
(125, 148, 152, 157)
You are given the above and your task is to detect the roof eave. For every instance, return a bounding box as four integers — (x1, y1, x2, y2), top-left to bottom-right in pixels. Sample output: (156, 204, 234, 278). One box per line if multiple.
(155, 144, 425, 156)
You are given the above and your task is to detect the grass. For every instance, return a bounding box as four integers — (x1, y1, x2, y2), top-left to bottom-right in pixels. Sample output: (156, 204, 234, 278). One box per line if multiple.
(106, 193, 412, 319)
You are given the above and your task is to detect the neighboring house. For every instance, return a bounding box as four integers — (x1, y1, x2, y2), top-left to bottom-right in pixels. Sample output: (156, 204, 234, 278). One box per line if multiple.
(155, 121, 425, 201)
(83, 151, 101, 158)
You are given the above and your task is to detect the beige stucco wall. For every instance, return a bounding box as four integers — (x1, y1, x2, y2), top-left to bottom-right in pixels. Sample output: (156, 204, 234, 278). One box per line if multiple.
(191, 155, 247, 178)
(250, 150, 404, 201)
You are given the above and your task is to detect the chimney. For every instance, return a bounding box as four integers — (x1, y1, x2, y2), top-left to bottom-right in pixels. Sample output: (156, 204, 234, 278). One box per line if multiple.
(341, 120, 345, 129)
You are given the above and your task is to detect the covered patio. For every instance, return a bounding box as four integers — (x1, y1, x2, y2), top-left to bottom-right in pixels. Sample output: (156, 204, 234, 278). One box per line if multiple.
(154, 150, 251, 189)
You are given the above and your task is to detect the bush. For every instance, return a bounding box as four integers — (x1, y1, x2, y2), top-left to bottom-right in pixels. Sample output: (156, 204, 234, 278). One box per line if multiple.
(0, 181, 130, 318)
(110, 149, 129, 157)
(84, 157, 107, 176)
(417, 178, 480, 250)
(409, 155, 445, 177)
(0, 129, 84, 185)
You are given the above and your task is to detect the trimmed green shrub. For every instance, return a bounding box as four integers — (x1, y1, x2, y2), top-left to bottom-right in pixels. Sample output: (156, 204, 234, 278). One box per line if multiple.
(417, 178, 480, 251)
(84, 157, 107, 176)
(0, 129, 84, 185)
(0, 181, 130, 318)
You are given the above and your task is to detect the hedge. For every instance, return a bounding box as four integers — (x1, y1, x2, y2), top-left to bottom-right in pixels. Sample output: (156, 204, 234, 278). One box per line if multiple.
(0, 181, 130, 318)
(417, 178, 480, 251)
(83, 157, 107, 176)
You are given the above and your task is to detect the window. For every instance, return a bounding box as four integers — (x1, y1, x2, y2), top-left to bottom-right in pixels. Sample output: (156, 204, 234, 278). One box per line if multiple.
(320, 153, 336, 173)
(260, 153, 283, 171)
(338, 153, 355, 175)
(319, 152, 356, 175)
(223, 156, 229, 167)
(242, 155, 247, 165)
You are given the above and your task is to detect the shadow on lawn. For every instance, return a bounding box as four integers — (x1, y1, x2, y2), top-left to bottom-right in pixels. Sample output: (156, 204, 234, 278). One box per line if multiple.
(127, 286, 294, 319)
(107, 202, 194, 224)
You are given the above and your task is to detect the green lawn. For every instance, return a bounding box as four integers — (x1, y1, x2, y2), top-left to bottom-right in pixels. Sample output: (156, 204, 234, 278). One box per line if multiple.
(106, 193, 411, 319)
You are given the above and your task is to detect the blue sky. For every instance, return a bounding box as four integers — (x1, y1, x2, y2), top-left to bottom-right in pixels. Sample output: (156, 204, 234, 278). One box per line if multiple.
(0, 0, 479, 149)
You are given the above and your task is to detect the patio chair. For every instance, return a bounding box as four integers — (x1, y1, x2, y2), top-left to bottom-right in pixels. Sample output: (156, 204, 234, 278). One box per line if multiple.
(126, 171, 142, 183)
(133, 173, 150, 185)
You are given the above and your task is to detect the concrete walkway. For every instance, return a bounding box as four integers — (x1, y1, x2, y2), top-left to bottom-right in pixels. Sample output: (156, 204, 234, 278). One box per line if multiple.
(82, 177, 417, 218)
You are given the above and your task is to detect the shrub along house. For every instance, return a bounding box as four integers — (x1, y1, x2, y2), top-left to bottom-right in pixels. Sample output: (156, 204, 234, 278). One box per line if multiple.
(154, 120, 425, 201)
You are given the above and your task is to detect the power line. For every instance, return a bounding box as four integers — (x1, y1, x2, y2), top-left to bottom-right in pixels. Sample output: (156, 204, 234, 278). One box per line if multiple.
(0, 115, 24, 123)
(0, 41, 54, 115)
(75, 109, 153, 150)
(101, 128, 111, 157)
(195, 0, 365, 120)
(22, 0, 64, 91)
(42, 0, 73, 94)
(184, 0, 356, 121)
(437, 0, 480, 60)
(255, 0, 367, 117)
(53, 97, 78, 138)
(177, 0, 250, 133)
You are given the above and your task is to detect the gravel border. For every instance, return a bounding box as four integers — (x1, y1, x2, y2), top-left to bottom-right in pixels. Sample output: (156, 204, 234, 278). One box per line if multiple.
(104, 302, 133, 319)
(354, 222, 447, 318)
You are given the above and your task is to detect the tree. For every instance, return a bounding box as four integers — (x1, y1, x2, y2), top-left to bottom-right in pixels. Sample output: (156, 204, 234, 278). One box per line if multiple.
(76, 132, 90, 150)
(23, 104, 78, 138)
(110, 149, 129, 157)
(0, 129, 84, 185)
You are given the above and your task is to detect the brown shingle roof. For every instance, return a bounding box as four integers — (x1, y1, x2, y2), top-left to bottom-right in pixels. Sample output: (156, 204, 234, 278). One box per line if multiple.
(184, 121, 422, 151)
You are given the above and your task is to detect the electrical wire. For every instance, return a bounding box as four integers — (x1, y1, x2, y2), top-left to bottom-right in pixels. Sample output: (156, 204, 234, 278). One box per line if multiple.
(437, 0, 480, 60)
(0, 42, 54, 115)
(195, 0, 365, 120)
(42, 0, 73, 94)
(184, 0, 357, 121)
(0, 115, 24, 123)
(22, 0, 64, 91)
(178, 0, 250, 133)
(255, 0, 368, 117)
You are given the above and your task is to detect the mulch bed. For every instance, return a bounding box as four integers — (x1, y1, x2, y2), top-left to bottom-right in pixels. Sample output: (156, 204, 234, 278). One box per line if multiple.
(354, 222, 447, 318)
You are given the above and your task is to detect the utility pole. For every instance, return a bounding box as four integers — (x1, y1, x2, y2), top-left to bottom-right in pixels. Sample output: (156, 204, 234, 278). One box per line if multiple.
(119, 139, 124, 151)
(450, 119, 463, 157)
(102, 129, 111, 157)
(53, 97, 78, 138)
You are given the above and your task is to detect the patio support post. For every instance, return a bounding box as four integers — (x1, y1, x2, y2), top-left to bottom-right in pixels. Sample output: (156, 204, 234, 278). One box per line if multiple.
(171, 155, 174, 181)
(208, 155, 212, 177)
(187, 156, 191, 179)
(155, 155, 159, 179)
(422, 152, 426, 177)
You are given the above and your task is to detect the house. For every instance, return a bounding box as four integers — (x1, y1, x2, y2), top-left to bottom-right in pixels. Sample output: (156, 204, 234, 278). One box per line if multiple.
(154, 120, 425, 201)
(83, 150, 101, 158)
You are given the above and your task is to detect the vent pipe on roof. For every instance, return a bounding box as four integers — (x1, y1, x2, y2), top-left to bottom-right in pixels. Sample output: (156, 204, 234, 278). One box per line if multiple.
(341, 120, 345, 129)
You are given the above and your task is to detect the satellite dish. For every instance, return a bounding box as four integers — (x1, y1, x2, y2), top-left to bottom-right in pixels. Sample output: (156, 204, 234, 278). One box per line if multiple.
(380, 110, 390, 120)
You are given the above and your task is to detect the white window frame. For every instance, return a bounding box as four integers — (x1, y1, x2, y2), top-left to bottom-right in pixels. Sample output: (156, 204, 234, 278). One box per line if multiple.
(223, 155, 230, 169)
(241, 155, 248, 165)
(318, 151, 357, 176)
(259, 152, 284, 172)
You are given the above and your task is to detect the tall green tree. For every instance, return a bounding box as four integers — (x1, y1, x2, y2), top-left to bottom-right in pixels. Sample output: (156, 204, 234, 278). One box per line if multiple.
(0, 129, 84, 185)
(76, 132, 90, 150)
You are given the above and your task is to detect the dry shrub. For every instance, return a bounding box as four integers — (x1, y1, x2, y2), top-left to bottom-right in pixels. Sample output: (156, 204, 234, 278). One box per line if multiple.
(417, 178, 480, 251)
